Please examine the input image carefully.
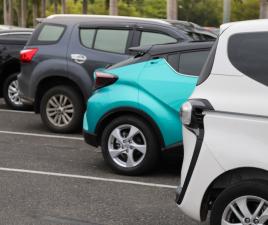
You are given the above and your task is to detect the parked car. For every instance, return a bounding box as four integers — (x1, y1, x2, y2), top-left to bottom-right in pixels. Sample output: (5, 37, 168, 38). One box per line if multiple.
(177, 19, 268, 225)
(83, 41, 213, 175)
(18, 14, 216, 133)
(0, 28, 33, 109)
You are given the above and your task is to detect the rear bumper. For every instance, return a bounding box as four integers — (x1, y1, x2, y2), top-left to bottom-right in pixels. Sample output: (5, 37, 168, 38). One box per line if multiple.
(18, 72, 34, 105)
(83, 130, 98, 147)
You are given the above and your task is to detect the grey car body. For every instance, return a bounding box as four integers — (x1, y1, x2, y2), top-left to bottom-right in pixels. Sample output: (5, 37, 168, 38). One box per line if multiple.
(18, 15, 216, 133)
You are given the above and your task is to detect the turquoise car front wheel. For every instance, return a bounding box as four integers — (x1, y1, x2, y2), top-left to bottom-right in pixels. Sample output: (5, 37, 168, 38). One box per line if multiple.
(101, 115, 159, 175)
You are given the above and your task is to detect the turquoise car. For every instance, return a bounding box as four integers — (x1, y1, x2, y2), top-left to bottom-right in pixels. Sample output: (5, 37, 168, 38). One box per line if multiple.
(83, 42, 212, 175)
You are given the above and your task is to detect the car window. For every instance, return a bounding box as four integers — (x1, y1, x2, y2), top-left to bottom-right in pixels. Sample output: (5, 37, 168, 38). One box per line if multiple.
(94, 29, 129, 54)
(179, 50, 210, 76)
(167, 53, 179, 71)
(37, 24, 65, 42)
(80, 29, 96, 48)
(140, 32, 177, 46)
(228, 32, 268, 86)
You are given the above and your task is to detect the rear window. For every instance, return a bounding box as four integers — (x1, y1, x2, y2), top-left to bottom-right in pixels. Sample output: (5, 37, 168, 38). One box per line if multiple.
(228, 32, 268, 86)
(37, 24, 65, 42)
(179, 50, 210, 76)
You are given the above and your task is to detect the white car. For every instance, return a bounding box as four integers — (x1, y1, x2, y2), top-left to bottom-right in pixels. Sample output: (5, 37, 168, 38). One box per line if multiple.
(176, 19, 268, 225)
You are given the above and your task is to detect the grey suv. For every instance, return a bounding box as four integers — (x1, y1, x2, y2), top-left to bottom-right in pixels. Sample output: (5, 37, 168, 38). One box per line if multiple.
(18, 15, 216, 133)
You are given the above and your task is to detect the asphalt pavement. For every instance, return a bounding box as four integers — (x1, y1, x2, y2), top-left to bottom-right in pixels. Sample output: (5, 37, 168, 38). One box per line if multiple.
(0, 99, 208, 225)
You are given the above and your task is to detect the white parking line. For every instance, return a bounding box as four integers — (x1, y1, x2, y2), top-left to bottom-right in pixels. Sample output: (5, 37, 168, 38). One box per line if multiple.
(0, 167, 177, 189)
(0, 130, 83, 141)
(0, 109, 34, 114)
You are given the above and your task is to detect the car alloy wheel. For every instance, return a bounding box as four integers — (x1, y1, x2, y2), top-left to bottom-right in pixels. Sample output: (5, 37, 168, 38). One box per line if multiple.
(108, 124, 147, 168)
(221, 195, 268, 225)
(8, 79, 23, 106)
(46, 94, 74, 127)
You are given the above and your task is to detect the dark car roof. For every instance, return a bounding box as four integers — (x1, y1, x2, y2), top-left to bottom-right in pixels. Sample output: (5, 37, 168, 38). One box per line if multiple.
(130, 41, 214, 56)
(0, 28, 33, 35)
(0, 29, 33, 43)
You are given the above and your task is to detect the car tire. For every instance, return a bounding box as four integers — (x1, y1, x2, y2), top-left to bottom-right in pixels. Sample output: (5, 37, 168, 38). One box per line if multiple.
(211, 180, 268, 225)
(101, 115, 160, 175)
(40, 85, 84, 133)
(3, 73, 29, 110)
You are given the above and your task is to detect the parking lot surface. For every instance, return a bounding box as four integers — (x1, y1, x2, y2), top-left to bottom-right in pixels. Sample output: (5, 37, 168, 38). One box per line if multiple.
(0, 100, 207, 225)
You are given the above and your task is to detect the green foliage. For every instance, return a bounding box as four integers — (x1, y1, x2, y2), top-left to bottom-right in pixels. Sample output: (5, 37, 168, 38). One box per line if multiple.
(231, 0, 259, 21)
(0, 0, 263, 28)
(178, 0, 223, 26)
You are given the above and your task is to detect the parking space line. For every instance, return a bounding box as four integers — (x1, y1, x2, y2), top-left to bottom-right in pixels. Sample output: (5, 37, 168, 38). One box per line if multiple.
(0, 130, 83, 141)
(0, 167, 177, 189)
(0, 109, 34, 114)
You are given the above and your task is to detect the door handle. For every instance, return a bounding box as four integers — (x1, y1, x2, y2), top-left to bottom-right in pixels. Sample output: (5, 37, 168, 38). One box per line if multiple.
(71, 54, 87, 64)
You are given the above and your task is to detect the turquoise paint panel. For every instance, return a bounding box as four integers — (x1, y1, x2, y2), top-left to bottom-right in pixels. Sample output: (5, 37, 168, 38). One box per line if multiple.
(138, 58, 197, 145)
(85, 61, 146, 134)
(83, 58, 197, 148)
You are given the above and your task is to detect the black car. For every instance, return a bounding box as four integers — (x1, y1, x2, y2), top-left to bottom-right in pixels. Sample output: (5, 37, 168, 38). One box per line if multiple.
(18, 14, 216, 133)
(0, 28, 33, 109)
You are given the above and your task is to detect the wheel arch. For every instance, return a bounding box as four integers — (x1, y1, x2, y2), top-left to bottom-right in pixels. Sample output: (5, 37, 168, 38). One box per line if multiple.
(95, 107, 165, 149)
(200, 167, 268, 221)
(0, 59, 20, 97)
(34, 76, 85, 113)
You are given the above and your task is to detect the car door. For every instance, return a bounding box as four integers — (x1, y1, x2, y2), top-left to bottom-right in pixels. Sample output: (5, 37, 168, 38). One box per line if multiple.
(67, 23, 134, 80)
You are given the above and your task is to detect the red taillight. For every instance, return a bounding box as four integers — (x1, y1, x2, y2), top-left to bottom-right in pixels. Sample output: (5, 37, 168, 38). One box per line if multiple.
(20, 48, 38, 63)
(94, 71, 118, 89)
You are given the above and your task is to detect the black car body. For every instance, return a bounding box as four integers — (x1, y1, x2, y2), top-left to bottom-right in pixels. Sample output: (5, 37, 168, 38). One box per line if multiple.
(18, 14, 216, 133)
(0, 28, 33, 109)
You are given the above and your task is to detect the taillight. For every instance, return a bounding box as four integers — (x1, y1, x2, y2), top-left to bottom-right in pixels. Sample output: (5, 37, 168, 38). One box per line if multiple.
(94, 71, 118, 89)
(20, 48, 38, 63)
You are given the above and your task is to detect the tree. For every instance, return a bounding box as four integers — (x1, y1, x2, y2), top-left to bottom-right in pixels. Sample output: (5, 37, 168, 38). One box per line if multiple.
(33, 0, 38, 26)
(167, 0, 177, 20)
(83, 0, 88, 14)
(3, 0, 8, 25)
(21, 0, 27, 27)
(61, 0, 66, 13)
(109, 0, 118, 15)
(260, 0, 268, 18)
(8, 0, 13, 25)
(41, 0, 46, 17)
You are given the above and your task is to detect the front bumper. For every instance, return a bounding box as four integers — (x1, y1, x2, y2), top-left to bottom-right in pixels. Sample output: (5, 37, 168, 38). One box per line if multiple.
(83, 130, 98, 147)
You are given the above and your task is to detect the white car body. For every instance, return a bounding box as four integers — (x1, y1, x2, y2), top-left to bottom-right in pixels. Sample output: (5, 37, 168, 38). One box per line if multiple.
(176, 19, 268, 223)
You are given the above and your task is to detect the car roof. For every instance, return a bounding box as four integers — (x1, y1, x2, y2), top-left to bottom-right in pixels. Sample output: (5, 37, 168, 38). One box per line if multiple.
(44, 14, 178, 26)
(0, 28, 33, 35)
(130, 41, 214, 56)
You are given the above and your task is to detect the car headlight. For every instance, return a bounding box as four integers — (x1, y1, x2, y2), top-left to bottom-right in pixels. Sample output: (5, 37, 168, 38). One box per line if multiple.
(180, 101, 192, 126)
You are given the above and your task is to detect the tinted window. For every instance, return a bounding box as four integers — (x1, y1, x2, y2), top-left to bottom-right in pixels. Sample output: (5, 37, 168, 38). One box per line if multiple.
(94, 29, 129, 54)
(167, 53, 179, 71)
(140, 32, 177, 46)
(179, 51, 210, 76)
(228, 32, 268, 86)
(37, 24, 65, 42)
(80, 29, 95, 48)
